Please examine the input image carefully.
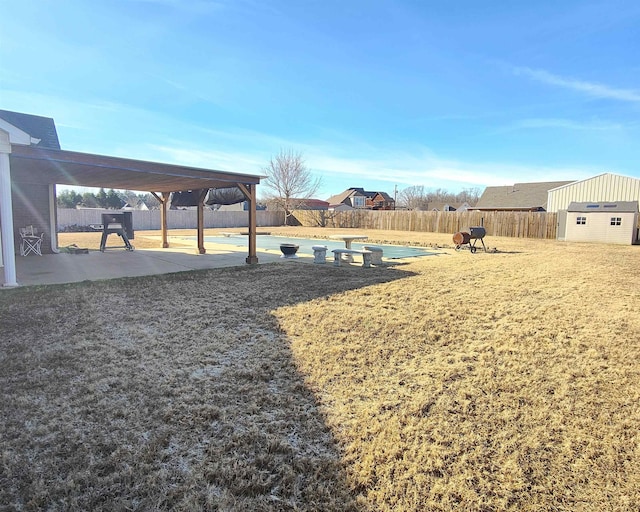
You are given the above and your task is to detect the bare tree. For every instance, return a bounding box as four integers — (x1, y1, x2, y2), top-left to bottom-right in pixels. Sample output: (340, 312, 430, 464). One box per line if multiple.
(398, 185, 429, 210)
(456, 187, 482, 205)
(399, 185, 482, 209)
(263, 149, 321, 225)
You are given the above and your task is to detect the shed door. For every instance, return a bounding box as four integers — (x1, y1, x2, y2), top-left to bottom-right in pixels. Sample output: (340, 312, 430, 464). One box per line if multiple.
(557, 210, 567, 240)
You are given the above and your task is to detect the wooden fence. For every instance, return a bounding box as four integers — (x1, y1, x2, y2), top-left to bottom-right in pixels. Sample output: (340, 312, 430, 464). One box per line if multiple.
(292, 209, 559, 239)
(57, 209, 284, 231)
(58, 208, 559, 239)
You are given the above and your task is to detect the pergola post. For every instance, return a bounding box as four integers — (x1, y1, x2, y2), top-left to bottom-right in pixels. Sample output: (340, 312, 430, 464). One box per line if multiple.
(151, 192, 170, 248)
(161, 192, 170, 248)
(238, 183, 258, 264)
(196, 189, 207, 254)
(0, 131, 18, 287)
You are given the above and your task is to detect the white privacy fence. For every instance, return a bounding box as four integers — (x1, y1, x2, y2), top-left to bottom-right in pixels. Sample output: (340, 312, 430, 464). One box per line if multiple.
(57, 209, 284, 231)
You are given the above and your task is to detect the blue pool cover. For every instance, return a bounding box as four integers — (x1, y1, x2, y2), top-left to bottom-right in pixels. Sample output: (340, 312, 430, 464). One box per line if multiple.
(187, 235, 437, 259)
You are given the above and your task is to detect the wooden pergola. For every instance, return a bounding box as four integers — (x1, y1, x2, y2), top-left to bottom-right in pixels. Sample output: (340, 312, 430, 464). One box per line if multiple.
(7, 144, 263, 263)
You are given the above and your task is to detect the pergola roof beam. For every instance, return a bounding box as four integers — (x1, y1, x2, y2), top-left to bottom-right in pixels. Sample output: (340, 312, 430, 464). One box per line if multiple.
(9, 146, 262, 193)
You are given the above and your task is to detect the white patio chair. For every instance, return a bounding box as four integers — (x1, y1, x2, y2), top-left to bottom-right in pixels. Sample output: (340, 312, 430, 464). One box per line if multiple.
(19, 226, 44, 256)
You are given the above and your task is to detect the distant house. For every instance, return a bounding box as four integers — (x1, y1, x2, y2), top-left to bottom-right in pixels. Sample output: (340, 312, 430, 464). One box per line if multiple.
(424, 202, 472, 212)
(329, 203, 355, 212)
(475, 181, 573, 211)
(123, 200, 149, 211)
(327, 188, 368, 209)
(289, 198, 329, 210)
(561, 201, 639, 245)
(364, 190, 395, 210)
(326, 187, 395, 210)
(217, 201, 267, 212)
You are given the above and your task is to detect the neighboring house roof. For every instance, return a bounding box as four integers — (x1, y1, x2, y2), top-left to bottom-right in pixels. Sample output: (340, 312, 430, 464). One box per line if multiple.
(568, 201, 639, 213)
(329, 203, 355, 211)
(373, 191, 394, 202)
(426, 202, 470, 211)
(123, 200, 149, 211)
(219, 201, 267, 211)
(476, 181, 573, 210)
(0, 109, 61, 149)
(326, 188, 365, 205)
(356, 188, 394, 202)
(266, 197, 329, 210)
(291, 198, 329, 209)
(326, 187, 395, 205)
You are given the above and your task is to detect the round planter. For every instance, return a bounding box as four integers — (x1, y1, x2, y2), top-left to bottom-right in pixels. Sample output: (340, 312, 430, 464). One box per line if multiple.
(280, 243, 299, 258)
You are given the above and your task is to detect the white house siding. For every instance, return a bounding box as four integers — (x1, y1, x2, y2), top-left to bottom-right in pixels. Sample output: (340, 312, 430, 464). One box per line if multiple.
(547, 173, 640, 213)
(565, 210, 638, 245)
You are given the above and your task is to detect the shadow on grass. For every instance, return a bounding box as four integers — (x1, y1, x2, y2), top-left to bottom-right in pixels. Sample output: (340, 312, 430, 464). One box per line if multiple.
(0, 262, 415, 511)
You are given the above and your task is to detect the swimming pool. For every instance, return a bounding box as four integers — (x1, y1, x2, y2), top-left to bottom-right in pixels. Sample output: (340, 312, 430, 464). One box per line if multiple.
(187, 235, 437, 259)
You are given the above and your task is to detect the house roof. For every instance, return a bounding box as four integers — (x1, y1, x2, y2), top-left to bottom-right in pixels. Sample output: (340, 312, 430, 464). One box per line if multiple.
(568, 201, 639, 213)
(373, 191, 394, 202)
(9, 145, 262, 193)
(326, 187, 395, 204)
(476, 180, 573, 210)
(326, 188, 364, 204)
(355, 188, 394, 201)
(359, 189, 377, 199)
(290, 198, 330, 208)
(0, 109, 61, 149)
(426, 202, 468, 211)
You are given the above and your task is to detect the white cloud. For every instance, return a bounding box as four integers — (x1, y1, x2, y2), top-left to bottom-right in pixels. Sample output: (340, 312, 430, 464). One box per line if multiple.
(512, 118, 623, 131)
(125, 133, 599, 194)
(109, 135, 586, 194)
(1, 89, 602, 195)
(419, 161, 592, 187)
(515, 67, 640, 103)
(305, 148, 594, 190)
(125, 0, 225, 14)
(143, 144, 267, 175)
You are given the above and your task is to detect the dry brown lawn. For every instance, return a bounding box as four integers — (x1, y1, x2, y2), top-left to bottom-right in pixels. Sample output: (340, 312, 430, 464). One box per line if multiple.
(2, 228, 640, 511)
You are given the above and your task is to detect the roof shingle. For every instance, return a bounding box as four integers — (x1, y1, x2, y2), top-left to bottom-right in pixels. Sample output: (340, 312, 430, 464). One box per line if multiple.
(476, 180, 573, 210)
(0, 109, 61, 149)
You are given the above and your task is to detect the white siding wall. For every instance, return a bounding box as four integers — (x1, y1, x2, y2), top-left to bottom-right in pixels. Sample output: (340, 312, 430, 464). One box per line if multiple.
(565, 211, 638, 245)
(548, 174, 640, 212)
(57, 209, 284, 230)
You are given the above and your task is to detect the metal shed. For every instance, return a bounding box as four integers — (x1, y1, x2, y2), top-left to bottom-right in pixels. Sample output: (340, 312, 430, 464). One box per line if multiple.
(547, 173, 640, 213)
(563, 201, 639, 245)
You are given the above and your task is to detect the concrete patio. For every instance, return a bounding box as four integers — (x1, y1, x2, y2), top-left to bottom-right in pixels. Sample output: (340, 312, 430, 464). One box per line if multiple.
(1, 244, 310, 288)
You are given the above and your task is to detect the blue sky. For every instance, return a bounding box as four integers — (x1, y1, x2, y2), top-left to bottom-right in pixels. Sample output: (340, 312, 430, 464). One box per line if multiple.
(1, 0, 639, 199)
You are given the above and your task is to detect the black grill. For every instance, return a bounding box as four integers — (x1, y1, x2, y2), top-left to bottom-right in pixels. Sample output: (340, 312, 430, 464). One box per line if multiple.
(99, 212, 135, 251)
(453, 226, 486, 253)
